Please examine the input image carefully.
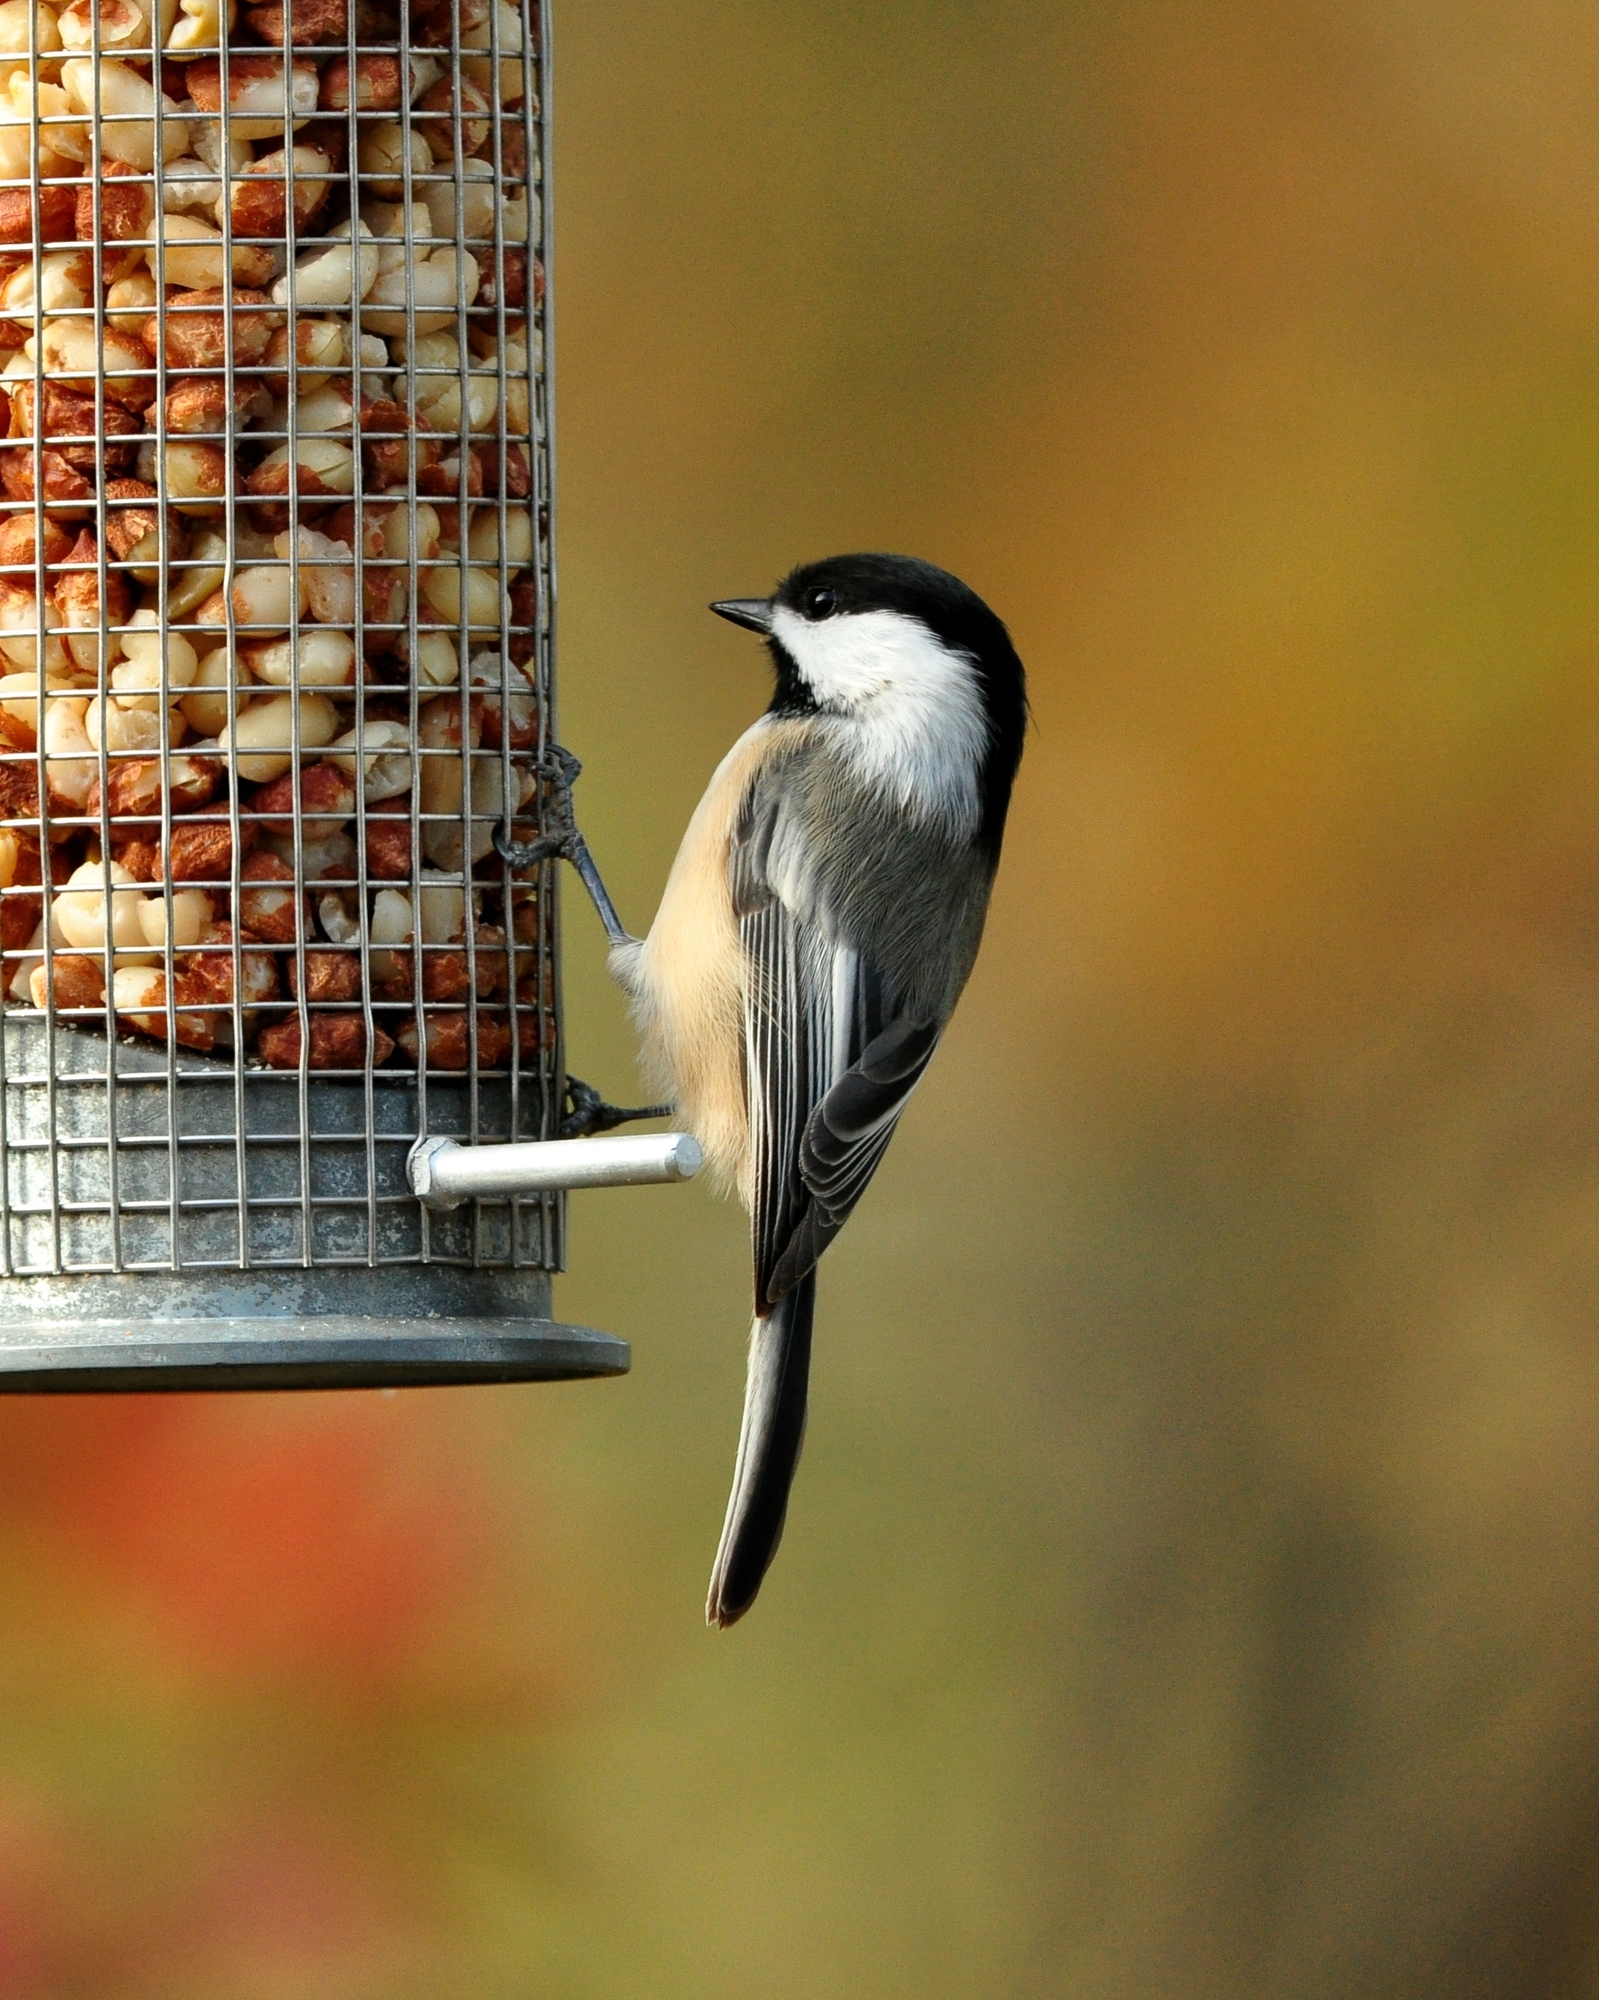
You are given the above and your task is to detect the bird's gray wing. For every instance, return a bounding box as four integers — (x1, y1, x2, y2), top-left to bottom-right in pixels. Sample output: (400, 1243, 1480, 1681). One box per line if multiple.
(709, 749, 952, 1625)
(735, 775, 942, 1312)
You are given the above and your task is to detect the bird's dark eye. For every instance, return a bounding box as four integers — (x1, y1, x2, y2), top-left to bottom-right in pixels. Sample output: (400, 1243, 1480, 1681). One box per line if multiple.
(801, 587, 837, 620)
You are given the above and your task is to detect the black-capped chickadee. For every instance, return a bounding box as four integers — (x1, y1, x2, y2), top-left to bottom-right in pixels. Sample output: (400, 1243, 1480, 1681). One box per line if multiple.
(530, 554, 1026, 1625)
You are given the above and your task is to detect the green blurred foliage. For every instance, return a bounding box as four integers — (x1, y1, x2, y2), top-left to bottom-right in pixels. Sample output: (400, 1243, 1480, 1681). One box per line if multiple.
(9, 1, 1599, 1993)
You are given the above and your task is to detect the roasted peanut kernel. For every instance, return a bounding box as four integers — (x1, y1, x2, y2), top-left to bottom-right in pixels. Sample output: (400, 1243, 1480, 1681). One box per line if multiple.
(259, 1012, 392, 1070)
(224, 145, 333, 240)
(236, 851, 302, 943)
(0, 76, 85, 182)
(189, 117, 252, 180)
(0, 446, 92, 510)
(110, 611, 199, 709)
(0, 578, 72, 677)
(111, 835, 160, 882)
(113, 964, 216, 1051)
(9, 381, 141, 478)
(144, 213, 279, 292)
(475, 437, 533, 499)
(161, 813, 255, 885)
(367, 884, 414, 992)
(361, 246, 478, 337)
(471, 655, 538, 750)
(410, 0, 488, 45)
(245, 437, 357, 499)
(42, 693, 94, 808)
(165, 0, 237, 57)
(186, 54, 317, 140)
(0, 672, 83, 744)
(84, 694, 178, 758)
(460, 0, 528, 104)
(317, 50, 403, 112)
(466, 507, 536, 569)
(162, 528, 227, 620)
(406, 629, 460, 692)
(217, 564, 310, 636)
(414, 73, 491, 161)
(247, 760, 356, 833)
(270, 220, 379, 310)
(288, 947, 361, 1004)
(0, 516, 72, 570)
(0, 248, 95, 319)
(0, 0, 64, 64)
(178, 646, 248, 738)
(273, 528, 356, 626)
(363, 197, 432, 253)
(396, 1010, 509, 1071)
(53, 530, 135, 675)
(162, 439, 230, 514)
(0, 182, 74, 247)
(36, 319, 155, 413)
(55, 857, 151, 954)
(413, 360, 497, 435)
(419, 561, 508, 632)
(75, 159, 154, 244)
(161, 155, 224, 218)
(105, 269, 159, 333)
(325, 719, 412, 801)
(478, 248, 529, 313)
(355, 120, 430, 200)
(422, 157, 496, 244)
(218, 691, 338, 783)
(87, 751, 216, 821)
(365, 812, 414, 882)
(269, 381, 356, 436)
(29, 954, 105, 1014)
(134, 887, 214, 951)
(179, 922, 280, 1018)
(262, 316, 349, 394)
(242, 0, 345, 46)
(56, 0, 177, 55)
(102, 478, 179, 584)
(61, 59, 188, 170)
(162, 377, 229, 437)
(141, 287, 276, 370)
(240, 629, 356, 690)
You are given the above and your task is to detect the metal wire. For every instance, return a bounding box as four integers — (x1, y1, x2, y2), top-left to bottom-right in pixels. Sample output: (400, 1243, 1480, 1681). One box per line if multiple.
(0, 0, 557, 1278)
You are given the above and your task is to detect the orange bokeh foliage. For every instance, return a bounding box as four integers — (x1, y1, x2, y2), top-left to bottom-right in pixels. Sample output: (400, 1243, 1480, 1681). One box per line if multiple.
(0, 1396, 499, 1688)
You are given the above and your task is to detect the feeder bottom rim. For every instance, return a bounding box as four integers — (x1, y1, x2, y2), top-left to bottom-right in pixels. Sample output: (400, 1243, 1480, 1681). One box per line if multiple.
(0, 1319, 630, 1391)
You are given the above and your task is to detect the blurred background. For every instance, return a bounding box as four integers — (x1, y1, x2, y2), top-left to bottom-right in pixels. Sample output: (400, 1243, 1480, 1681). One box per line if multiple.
(10, 0, 1599, 1991)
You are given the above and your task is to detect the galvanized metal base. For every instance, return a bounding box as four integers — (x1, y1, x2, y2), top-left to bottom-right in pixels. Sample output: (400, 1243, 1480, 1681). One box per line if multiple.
(0, 1322, 629, 1392)
(0, 1271, 629, 1392)
(0, 1022, 630, 1390)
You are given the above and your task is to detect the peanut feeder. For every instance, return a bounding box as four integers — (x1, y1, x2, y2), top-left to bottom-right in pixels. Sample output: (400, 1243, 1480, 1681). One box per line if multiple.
(0, 0, 671, 1386)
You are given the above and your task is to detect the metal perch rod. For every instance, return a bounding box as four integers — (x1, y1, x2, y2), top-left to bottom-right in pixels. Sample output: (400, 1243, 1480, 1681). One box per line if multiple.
(409, 1132, 703, 1207)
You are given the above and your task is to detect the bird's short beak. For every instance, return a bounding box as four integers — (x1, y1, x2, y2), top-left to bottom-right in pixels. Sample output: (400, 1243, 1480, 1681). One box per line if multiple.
(710, 598, 774, 635)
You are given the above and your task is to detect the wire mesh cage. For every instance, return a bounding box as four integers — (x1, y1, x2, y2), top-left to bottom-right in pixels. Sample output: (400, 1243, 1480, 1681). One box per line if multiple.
(0, 0, 632, 1385)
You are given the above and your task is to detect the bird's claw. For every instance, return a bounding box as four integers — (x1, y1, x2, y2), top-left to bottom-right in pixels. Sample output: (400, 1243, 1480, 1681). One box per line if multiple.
(561, 1075, 675, 1140)
(495, 744, 586, 871)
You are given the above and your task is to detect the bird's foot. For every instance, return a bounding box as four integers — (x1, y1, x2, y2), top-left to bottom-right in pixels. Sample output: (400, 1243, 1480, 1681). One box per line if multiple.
(494, 749, 635, 949)
(561, 1074, 675, 1140)
(494, 745, 585, 872)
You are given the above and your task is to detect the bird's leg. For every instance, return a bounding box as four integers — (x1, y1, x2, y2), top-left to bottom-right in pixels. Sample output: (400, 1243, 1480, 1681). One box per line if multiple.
(499, 754, 668, 1136)
(494, 745, 636, 950)
(561, 1075, 676, 1140)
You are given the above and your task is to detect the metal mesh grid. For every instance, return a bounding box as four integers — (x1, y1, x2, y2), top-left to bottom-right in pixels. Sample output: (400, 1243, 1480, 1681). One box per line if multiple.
(0, 0, 560, 1279)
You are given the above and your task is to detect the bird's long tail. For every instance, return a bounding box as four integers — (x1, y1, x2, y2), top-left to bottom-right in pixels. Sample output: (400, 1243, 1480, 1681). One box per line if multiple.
(706, 1270, 816, 1628)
